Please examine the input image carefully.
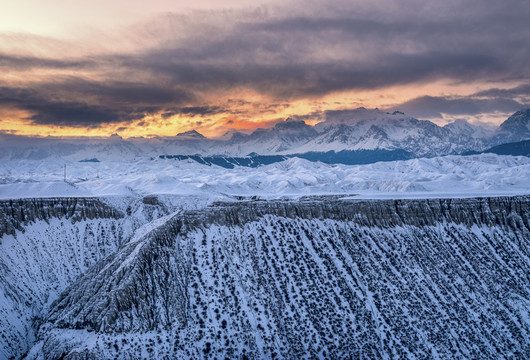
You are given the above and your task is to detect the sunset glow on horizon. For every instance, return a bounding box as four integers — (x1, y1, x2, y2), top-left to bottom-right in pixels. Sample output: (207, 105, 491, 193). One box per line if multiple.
(1, 0, 529, 138)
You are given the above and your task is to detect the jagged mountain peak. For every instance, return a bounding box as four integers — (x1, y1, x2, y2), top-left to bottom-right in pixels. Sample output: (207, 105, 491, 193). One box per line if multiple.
(216, 128, 248, 140)
(175, 129, 205, 139)
(298, 108, 450, 155)
(500, 109, 530, 133)
(508, 108, 530, 117)
(108, 133, 124, 141)
(443, 119, 491, 138)
(246, 117, 316, 139)
(272, 117, 311, 131)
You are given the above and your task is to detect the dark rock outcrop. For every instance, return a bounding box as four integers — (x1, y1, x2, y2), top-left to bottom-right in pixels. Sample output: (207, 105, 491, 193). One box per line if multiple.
(0, 198, 124, 238)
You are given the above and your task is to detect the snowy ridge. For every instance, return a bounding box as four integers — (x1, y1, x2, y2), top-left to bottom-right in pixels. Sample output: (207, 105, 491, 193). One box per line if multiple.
(0, 197, 187, 360)
(0, 205, 126, 360)
(112, 210, 182, 275)
(26, 196, 530, 359)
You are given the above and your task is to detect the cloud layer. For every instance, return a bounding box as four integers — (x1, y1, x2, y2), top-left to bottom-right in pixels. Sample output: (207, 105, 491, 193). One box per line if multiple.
(0, 0, 529, 132)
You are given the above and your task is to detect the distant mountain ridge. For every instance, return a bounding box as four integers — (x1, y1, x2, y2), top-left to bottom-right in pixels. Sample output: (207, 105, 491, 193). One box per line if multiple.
(159, 150, 414, 168)
(1, 108, 529, 162)
(464, 139, 530, 157)
(499, 109, 530, 137)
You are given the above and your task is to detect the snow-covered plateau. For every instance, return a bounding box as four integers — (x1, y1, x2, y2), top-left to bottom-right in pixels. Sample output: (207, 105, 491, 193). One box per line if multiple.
(0, 153, 529, 200)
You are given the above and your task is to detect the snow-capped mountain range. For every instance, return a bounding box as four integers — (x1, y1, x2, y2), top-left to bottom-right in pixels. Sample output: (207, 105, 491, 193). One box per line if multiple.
(1, 108, 529, 162)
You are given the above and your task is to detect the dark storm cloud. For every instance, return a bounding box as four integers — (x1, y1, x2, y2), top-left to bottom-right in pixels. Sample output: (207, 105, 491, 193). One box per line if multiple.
(42, 78, 191, 105)
(176, 106, 225, 117)
(473, 85, 530, 98)
(0, 82, 191, 127)
(0, 53, 95, 70)
(27, 103, 127, 127)
(0, 87, 120, 126)
(2, 0, 530, 126)
(126, 51, 498, 99)
(112, 0, 529, 100)
(391, 82, 530, 119)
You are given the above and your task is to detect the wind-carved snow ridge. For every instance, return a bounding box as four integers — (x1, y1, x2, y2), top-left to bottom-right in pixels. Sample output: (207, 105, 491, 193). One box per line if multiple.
(27, 196, 530, 359)
(113, 210, 182, 275)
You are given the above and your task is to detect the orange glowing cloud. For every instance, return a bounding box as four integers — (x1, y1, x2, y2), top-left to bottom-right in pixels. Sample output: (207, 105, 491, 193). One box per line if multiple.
(215, 117, 282, 134)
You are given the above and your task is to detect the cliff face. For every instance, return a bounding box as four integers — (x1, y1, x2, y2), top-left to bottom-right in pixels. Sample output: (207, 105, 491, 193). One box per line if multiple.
(26, 196, 530, 360)
(199, 195, 530, 228)
(0, 197, 177, 360)
(0, 198, 123, 239)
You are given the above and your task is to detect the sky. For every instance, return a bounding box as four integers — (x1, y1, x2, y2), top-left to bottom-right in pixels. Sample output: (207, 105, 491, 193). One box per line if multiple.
(0, 0, 529, 138)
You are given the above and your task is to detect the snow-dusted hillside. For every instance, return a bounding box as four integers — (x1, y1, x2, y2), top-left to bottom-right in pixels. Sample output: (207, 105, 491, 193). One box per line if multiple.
(0, 195, 215, 360)
(1, 193, 529, 358)
(0, 199, 127, 359)
(0, 154, 528, 200)
(25, 196, 530, 359)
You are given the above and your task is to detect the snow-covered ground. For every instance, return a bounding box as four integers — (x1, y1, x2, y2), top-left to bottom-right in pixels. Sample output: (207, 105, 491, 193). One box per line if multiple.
(0, 153, 528, 200)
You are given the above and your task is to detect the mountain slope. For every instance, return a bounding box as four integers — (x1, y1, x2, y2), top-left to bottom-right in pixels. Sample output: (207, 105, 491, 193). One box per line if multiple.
(302, 108, 451, 156)
(498, 109, 530, 142)
(464, 140, 530, 157)
(28, 196, 530, 359)
(0, 198, 125, 360)
(218, 118, 318, 155)
(0, 197, 183, 360)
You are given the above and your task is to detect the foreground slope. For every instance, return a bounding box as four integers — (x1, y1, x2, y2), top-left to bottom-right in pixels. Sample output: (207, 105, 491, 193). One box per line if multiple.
(29, 196, 530, 359)
(0, 198, 125, 360)
(0, 196, 185, 360)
